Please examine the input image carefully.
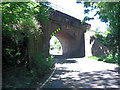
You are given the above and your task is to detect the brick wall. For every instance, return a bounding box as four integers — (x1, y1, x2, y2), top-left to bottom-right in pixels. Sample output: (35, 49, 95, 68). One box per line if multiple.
(90, 36, 110, 57)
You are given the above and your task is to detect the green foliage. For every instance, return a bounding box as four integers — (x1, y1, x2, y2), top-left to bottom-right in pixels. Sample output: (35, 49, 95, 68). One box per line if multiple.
(2, 2, 50, 68)
(81, 16, 94, 24)
(37, 3, 50, 21)
(3, 52, 55, 88)
(50, 45, 54, 50)
(83, 2, 120, 65)
(50, 36, 62, 51)
(2, 2, 50, 67)
(3, 66, 32, 88)
(88, 56, 99, 60)
(102, 56, 118, 65)
(81, 19, 86, 24)
(2, 2, 53, 88)
(32, 52, 54, 78)
(88, 53, 118, 65)
(93, 33, 107, 47)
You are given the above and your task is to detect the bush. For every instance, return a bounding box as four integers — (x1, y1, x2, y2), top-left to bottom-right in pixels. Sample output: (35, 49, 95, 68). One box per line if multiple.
(88, 52, 118, 65)
(93, 33, 108, 47)
(32, 52, 55, 78)
(3, 53, 55, 88)
(3, 66, 32, 88)
(102, 53, 118, 64)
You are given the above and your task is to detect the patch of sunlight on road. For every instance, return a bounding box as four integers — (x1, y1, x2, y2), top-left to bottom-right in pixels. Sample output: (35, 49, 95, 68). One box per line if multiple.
(56, 57, 119, 73)
(77, 57, 118, 72)
(60, 72, 80, 79)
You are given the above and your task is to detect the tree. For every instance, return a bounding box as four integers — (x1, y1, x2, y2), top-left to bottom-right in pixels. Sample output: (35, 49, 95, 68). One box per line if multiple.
(2, 2, 51, 88)
(2, 2, 50, 67)
(83, 2, 120, 65)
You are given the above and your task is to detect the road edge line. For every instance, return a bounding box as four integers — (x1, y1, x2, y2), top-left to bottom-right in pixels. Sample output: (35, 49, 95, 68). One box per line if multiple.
(40, 64, 56, 88)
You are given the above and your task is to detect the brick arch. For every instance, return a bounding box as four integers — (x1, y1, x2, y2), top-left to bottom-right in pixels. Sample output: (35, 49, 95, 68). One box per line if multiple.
(54, 30, 76, 56)
(48, 27, 81, 57)
(38, 10, 91, 58)
(27, 9, 91, 60)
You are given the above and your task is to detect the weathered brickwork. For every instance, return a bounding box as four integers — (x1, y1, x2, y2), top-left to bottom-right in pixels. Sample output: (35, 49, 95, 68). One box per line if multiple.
(90, 36, 110, 57)
(28, 10, 91, 58)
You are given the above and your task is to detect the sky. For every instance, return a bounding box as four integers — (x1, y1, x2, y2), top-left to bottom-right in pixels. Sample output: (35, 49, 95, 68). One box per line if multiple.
(48, 0, 108, 32)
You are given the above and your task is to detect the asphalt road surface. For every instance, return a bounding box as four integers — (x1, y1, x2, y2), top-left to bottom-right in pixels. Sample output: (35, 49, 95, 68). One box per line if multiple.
(43, 57, 120, 88)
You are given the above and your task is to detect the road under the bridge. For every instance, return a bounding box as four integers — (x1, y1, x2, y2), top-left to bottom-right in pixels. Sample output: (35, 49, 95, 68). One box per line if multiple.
(42, 57, 120, 88)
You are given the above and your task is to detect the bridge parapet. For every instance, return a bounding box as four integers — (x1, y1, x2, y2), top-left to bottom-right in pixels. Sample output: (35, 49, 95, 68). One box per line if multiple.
(49, 10, 81, 28)
(49, 9, 91, 38)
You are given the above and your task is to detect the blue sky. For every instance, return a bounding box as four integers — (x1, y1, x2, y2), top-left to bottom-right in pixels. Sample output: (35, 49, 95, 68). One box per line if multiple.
(48, 0, 108, 32)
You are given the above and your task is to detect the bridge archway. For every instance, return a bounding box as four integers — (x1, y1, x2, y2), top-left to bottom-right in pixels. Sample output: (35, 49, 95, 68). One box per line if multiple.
(55, 30, 76, 57)
(41, 10, 91, 58)
(48, 27, 80, 57)
(49, 36, 63, 55)
(27, 9, 91, 59)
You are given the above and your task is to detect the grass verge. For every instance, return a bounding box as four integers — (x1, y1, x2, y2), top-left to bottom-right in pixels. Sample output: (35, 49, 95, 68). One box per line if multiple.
(88, 55, 118, 65)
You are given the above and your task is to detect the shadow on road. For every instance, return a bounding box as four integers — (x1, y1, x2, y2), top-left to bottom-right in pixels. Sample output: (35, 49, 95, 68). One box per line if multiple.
(43, 57, 120, 88)
(45, 67, 120, 88)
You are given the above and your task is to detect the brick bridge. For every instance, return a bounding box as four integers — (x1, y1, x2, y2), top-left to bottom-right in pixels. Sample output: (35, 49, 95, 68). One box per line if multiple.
(28, 9, 91, 58)
(43, 9, 90, 57)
